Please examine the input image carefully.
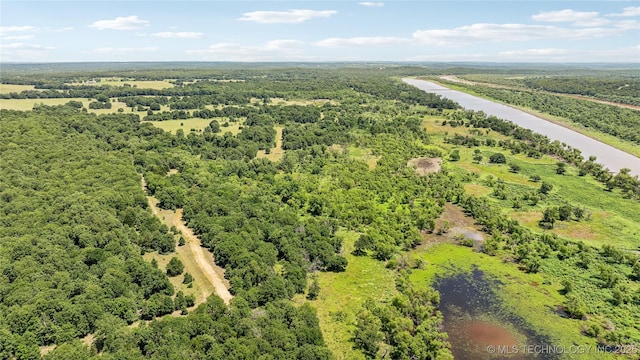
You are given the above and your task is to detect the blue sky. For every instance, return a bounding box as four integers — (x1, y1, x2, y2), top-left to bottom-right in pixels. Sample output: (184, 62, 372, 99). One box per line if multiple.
(1, 1, 639, 63)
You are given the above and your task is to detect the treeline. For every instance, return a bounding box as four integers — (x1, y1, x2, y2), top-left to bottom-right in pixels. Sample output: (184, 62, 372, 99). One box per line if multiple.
(354, 277, 451, 359)
(523, 77, 640, 106)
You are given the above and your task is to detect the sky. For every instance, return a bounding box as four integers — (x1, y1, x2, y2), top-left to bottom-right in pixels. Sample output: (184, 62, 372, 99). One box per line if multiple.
(1, 1, 639, 63)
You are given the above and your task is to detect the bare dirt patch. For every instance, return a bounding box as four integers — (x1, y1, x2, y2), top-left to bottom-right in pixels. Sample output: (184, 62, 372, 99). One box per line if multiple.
(421, 203, 484, 250)
(407, 157, 441, 176)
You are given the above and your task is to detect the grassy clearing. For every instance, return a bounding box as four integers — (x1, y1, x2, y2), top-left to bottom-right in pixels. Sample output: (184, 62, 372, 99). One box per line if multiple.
(409, 244, 611, 360)
(67, 78, 174, 89)
(300, 230, 397, 360)
(143, 196, 217, 308)
(463, 183, 491, 196)
(0, 97, 89, 111)
(257, 126, 285, 162)
(448, 141, 640, 249)
(266, 97, 337, 106)
(144, 118, 244, 135)
(0, 84, 36, 93)
(327, 145, 379, 170)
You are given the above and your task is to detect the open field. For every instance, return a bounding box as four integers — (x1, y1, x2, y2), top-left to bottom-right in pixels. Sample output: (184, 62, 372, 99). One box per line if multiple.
(296, 230, 397, 360)
(267, 97, 338, 106)
(67, 78, 175, 89)
(0, 84, 37, 93)
(256, 126, 285, 161)
(0, 97, 90, 111)
(423, 118, 640, 250)
(143, 118, 245, 135)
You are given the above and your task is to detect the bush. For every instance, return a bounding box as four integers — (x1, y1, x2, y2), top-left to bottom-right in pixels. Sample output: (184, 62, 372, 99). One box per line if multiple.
(166, 257, 184, 276)
(489, 153, 506, 164)
(183, 272, 194, 284)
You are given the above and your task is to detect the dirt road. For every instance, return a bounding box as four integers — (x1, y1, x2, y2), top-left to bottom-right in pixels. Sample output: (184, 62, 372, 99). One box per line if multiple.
(141, 175, 233, 305)
(173, 209, 233, 304)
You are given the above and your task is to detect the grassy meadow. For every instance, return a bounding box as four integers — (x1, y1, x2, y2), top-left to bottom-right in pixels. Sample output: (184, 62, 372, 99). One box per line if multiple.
(297, 230, 398, 360)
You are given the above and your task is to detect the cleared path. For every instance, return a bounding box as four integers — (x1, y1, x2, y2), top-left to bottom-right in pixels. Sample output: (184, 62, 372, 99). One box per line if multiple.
(403, 78, 640, 176)
(141, 176, 233, 305)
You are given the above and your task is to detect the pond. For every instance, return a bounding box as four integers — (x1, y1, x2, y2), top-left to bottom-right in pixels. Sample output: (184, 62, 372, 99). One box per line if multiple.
(435, 268, 557, 359)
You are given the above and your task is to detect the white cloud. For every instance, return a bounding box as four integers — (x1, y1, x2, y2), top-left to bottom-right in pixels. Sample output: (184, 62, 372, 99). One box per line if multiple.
(608, 7, 640, 17)
(1, 43, 53, 50)
(358, 2, 384, 7)
(238, 9, 336, 24)
(412, 23, 621, 45)
(0, 42, 54, 61)
(90, 16, 149, 30)
(3, 35, 35, 40)
(499, 48, 568, 57)
(532, 9, 599, 23)
(615, 20, 640, 30)
(0, 26, 38, 35)
(152, 32, 203, 38)
(407, 53, 490, 62)
(573, 18, 610, 27)
(315, 36, 410, 47)
(186, 39, 306, 61)
(92, 47, 158, 54)
(52, 27, 74, 32)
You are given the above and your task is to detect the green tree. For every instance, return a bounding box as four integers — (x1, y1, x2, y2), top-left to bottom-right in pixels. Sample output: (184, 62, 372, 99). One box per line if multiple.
(353, 309, 384, 358)
(489, 153, 506, 164)
(539, 181, 553, 195)
(449, 149, 460, 162)
(183, 272, 194, 284)
(307, 274, 320, 300)
(166, 257, 184, 277)
(556, 162, 567, 175)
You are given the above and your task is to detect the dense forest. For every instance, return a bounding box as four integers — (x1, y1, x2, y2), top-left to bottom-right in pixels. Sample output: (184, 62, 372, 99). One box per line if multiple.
(1, 65, 639, 359)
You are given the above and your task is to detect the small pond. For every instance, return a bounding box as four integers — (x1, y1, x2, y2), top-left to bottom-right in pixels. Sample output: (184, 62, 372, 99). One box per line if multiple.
(435, 268, 557, 359)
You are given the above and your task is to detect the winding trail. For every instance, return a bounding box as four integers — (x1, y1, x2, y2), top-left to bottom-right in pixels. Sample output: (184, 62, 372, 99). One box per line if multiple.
(141, 175, 233, 305)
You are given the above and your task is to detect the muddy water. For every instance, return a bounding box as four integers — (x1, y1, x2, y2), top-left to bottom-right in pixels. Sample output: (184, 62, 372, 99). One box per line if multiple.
(403, 78, 640, 176)
(435, 269, 556, 359)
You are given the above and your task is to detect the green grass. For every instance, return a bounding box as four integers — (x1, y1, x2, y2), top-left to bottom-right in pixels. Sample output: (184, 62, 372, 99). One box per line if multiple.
(440, 138, 640, 250)
(256, 126, 285, 162)
(0, 84, 36, 93)
(299, 230, 397, 360)
(144, 119, 244, 135)
(67, 78, 174, 90)
(0, 97, 90, 111)
(409, 244, 617, 360)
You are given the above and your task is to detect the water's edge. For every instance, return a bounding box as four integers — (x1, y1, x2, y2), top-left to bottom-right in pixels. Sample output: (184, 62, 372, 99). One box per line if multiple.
(403, 78, 640, 176)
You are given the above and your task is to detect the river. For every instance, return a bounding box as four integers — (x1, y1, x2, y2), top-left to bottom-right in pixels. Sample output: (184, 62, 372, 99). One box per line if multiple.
(403, 78, 640, 176)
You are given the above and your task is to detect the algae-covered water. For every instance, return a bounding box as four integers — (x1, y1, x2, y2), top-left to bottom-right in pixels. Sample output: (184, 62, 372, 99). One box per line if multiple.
(435, 269, 558, 359)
